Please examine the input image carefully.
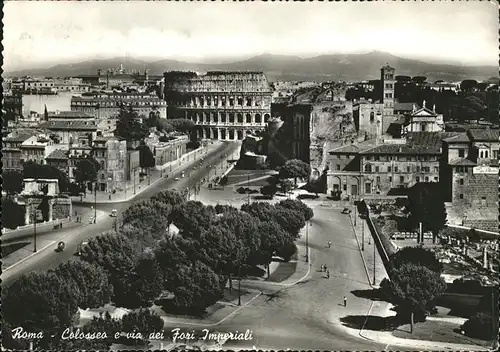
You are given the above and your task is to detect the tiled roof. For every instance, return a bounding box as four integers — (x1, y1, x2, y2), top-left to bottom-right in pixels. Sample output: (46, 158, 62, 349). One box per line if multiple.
(394, 102, 416, 111)
(48, 111, 94, 118)
(406, 132, 459, 147)
(361, 143, 441, 155)
(449, 158, 477, 166)
(328, 139, 378, 154)
(4, 130, 36, 142)
(467, 129, 499, 142)
(443, 133, 470, 143)
(42, 120, 98, 130)
(46, 149, 69, 160)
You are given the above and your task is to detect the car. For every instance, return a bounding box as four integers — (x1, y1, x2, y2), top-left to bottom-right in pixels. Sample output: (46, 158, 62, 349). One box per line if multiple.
(110, 209, 118, 217)
(77, 241, 88, 256)
(174, 177, 180, 181)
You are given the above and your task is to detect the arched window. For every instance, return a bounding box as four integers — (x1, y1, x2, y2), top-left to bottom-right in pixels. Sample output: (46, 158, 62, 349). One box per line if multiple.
(364, 164, 372, 173)
(370, 112, 375, 122)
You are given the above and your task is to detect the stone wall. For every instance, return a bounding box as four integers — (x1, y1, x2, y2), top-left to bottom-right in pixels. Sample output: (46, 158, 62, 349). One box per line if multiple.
(309, 101, 357, 172)
(463, 219, 498, 233)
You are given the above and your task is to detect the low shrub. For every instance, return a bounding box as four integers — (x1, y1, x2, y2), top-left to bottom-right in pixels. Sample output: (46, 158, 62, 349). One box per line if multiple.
(461, 312, 495, 340)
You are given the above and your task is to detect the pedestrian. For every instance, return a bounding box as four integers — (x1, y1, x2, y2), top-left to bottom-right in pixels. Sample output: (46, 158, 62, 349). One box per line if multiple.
(343, 296, 347, 307)
(326, 270, 330, 279)
(75, 210, 78, 217)
(321, 264, 324, 272)
(328, 240, 332, 248)
(324, 264, 327, 272)
(108, 194, 111, 200)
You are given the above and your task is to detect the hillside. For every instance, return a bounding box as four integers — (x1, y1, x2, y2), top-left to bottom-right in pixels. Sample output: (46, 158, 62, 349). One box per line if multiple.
(5, 51, 497, 82)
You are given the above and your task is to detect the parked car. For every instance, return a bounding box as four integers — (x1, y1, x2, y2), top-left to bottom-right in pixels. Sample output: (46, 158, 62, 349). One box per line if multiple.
(110, 209, 118, 217)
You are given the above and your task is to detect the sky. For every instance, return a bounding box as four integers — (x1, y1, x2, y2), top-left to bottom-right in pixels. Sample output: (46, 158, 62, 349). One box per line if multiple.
(3, 1, 498, 71)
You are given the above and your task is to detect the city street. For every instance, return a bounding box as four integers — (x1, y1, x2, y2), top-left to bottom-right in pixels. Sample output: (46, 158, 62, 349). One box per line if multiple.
(162, 205, 390, 350)
(1, 141, 240, 288)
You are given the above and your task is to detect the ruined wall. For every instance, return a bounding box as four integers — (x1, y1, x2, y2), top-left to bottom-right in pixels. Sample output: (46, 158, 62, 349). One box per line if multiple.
(309, 101, 357, 173)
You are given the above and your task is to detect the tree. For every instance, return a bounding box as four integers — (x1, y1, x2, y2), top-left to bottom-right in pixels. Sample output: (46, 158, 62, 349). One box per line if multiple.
(137, 141, 156, 184)
(51, 261, 113, 309)
(407, 183, 447, 244)
(395, 75, 412, 82)
(121, 199, 171, 238)
(169, 201, 216, 238)
(389, 246, 443, 274)
(278, 159, 311, 186)
(1, 198, 25, 229)
(214, 204, 238, 214)
(169, 118, 195, 135)
(151, 189, 185, 209)
(280, 179, 295, 195)
(2, 271, 80, 332)
(125, 255, 165, 309)
(272, 206, 306, 240)
(260, 183, 278, 199)
(23, 161, 69, 193)
(460, 79, 478, 92)
(462, 312, 495, 340)
(2, 170, 23, 195)
(115, 106, 149, 142)
(42, 312, 121, 351)
(74, 157, 100, 193)
(380, 263, 447, 327)
(241, 202, 276, 223)
(156, 119, 174, 133)
(121, 309, 163, 345)
(79, 233, 142, 307)
(170, 261, 223, 313)
(251, 220, 289, 277)
(275, 199, 314, 221)
(412, 76, 427, 84)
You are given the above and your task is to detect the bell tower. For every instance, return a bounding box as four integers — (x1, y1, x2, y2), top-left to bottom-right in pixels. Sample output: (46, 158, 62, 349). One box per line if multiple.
(380, 64, 395, 133)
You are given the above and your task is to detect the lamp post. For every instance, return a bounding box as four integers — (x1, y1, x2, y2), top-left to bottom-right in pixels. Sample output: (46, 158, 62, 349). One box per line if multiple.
(305, 220, 311, 263)
(238, 264, 242, 306)
(361, 216, 365, 251)
(133, 167, 137, 195)
(373, 238, 376, 285)
(30, 199, 38, 252)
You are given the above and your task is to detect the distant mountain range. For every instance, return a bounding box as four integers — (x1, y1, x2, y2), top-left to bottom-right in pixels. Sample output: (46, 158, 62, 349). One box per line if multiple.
(5, 51, 498, 83)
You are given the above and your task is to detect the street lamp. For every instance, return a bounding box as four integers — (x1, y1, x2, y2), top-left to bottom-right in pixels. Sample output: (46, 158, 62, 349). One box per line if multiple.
(305, 220, 312, 263)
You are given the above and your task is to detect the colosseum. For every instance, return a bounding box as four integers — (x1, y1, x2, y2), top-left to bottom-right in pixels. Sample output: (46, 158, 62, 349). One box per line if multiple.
(163, 71, 272, 140)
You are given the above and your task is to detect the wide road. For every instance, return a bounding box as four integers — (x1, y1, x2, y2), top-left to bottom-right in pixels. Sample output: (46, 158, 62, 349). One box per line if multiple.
(163, 205, 388, 350)
(1, 141, 240, 288)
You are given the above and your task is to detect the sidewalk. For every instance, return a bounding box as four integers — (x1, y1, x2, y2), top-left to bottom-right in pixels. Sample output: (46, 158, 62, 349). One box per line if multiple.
(346, 215, 492, 351)
(71, 142, 221, 204)
(349, 214, 389, 288)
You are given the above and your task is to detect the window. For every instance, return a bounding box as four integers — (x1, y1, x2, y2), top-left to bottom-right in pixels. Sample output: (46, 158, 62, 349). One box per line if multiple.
(375, 166, 380, 172)
(485, 150, 489, 158)
(434, 177, 438, 181)
(459, 178, 464, 185)
(479, 150, 483, 158)
(364, 164, 372, 173)
(458, 149, 465, 158)
(459, 194, 464, 200)
(370, 112, 374, 122)
(387, 166, 392, 172)
(365, 183, 371, 194)
(389, 176, 392, 182)
(424, 176, 429, 182)
(399, 176, 404, 183)
(416, 176, 420, 183)
(406, 166, 411, 173)
(374, 156, 379, 161)
(336, 164, 341, 171)
(394, 166, 399, 173)
(376, 176, 381, 183)
(343, 184, 347, 191)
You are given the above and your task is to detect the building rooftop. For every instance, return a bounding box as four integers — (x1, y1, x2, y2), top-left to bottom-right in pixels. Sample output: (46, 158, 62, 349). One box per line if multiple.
(4, 130, 37, 142)
(361, 143, 441, 155)
(42, 120, 98, 131)
(46, 149, 69, 160)
(48, 111, 94, 118)
(394, 102, 416, 111)
(406, 132, 459, 147)
(443, 133, 470, 143)
(448, 158, 477, 166)
(328, 139, 378, 154)
(468, 128, 500, 142)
